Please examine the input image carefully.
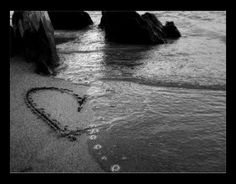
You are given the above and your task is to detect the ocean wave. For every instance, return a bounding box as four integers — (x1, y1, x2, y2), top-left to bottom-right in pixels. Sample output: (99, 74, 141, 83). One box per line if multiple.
(58, 50, 101, 54)
(54, 11, 225, 93)
(100, 77, 226, 91)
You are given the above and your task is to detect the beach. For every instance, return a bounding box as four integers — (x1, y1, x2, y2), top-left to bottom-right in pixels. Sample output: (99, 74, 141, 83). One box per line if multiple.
(10, 56, 103, 172)
(10, 11, 226, 173)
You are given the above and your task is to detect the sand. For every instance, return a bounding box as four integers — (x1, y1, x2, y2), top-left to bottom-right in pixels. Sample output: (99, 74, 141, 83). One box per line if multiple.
(10, 57, 103, 172)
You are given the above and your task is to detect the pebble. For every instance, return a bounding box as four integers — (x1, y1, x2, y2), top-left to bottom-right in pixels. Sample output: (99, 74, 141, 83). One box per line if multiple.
(93, 144, 102, 150)
(101, 156, 107, 161)
(68, 135, 77, 141)
(89, 124, 96, 128)
(111, 164, 120, 172)
(89, 135, 97, 140)
(89, 128, 99, 134)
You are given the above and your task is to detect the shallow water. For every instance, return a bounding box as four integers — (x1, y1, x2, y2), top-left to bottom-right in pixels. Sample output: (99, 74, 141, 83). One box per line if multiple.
(87, 83, 226, 172)
(54, 11, 226, 172)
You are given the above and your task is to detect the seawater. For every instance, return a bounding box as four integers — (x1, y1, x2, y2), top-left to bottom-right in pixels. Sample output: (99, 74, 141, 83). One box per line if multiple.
(54, 11, 226, 172)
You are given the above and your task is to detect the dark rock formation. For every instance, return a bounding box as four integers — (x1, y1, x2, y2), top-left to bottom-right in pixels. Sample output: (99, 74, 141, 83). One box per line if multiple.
(98, 11, 106, 29)
(10, 26, 14, 56)
(99, 11, 164, 44)
(48, 11, 93, 30)
(12, 11, 62, 75)
(141, 12, 166, 40)
(163, 21, 181, 38)
(11, 12, 24, 56)
(99, 11, 181, 44)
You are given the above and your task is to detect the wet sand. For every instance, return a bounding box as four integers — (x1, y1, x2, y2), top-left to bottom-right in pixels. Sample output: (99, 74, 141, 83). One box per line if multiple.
(10, 57, 103, 172)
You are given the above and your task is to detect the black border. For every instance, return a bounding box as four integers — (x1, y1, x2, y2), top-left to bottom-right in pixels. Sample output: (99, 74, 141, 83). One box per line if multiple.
(5, 0, 232, 179)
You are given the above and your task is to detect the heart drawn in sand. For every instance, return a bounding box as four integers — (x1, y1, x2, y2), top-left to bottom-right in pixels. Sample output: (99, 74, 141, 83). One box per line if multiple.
(25, 87, 92, 141)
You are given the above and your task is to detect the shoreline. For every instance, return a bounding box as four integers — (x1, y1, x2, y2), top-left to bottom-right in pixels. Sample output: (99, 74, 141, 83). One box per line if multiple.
(10, 56, 103, 172)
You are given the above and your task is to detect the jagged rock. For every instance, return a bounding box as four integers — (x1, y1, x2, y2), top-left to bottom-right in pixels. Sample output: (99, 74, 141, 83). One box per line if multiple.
(99, 11, 181, 44)
(99, 11, 164, 44)
(163, 21, 181, 38)
(141, 12, 166, 42)
(10, 26, 14, 56)
(141, 12, 164, 30)
(98, 11, 106, 29)
(11, 12, 24, 56)
(35, 58, 54, 75)
(12, 11, 62, 75)
(48, 11, 93, 30)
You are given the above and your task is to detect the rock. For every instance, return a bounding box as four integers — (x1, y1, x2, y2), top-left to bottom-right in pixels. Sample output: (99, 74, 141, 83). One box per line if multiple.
(141, 12, 164, 30)
(11, 12, 24, 56)
(163, 21, 181, 38)
(98, 11, 106, 29)
(12, 11, 62, 75)
(141, 12, 166, 43)
(48, 11, 93, 30)
(99, 11, 181, 44)
(9, 25, 22, 57)
(9, 26, 14, 56)
(35, 58, 54, 75)
(99, 11, 164, 44)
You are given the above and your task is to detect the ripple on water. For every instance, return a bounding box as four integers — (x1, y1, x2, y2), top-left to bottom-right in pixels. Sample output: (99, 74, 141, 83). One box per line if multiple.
(52, 11, 225, 172)
(87, 108, 225, 172)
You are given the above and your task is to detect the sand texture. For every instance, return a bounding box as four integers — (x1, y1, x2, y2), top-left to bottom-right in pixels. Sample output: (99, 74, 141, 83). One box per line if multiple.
(10, 57, 103, 172)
